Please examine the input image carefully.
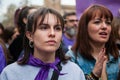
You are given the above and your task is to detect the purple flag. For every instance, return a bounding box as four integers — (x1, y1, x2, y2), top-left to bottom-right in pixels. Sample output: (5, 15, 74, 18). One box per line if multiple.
(76, 0, 94, 19)
(76, 0, 120, 18)
(94, 0, 120, 17)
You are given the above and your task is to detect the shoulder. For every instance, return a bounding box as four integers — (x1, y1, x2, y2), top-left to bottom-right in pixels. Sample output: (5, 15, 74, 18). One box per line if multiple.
(0, 62, 21, 80)
(1, 62, 39, 75)
(0, 62, 39, 80)
(2, 62, 39, 73)
(66, 49, 84, 62)
(1, 62, 22, 73)
(66, 49, 75, 57)
(60, 61, 85, 80)
(61, 61, 84, 74)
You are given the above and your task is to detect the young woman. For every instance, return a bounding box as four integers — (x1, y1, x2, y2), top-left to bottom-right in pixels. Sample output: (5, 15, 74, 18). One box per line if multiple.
(66, 4, 120, 80)
(0, 7, 85, 80)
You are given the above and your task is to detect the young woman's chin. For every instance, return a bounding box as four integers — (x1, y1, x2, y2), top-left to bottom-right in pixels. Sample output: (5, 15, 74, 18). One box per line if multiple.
(43, 47, 58, 53)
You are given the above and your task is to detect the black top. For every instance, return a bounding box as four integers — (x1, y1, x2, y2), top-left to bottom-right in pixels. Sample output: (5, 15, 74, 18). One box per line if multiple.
(9, 34, 24, 62)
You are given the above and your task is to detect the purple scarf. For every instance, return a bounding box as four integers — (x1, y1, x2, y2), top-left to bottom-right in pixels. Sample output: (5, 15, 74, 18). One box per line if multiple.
(28, 55, 60, 80)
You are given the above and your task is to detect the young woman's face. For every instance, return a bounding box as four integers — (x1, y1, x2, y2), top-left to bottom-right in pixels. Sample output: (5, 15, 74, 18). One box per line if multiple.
(88, 16, 112, 44)
(33, 13, 62, 53)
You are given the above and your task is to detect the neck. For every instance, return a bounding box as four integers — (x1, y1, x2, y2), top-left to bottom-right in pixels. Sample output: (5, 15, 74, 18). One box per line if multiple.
(90, 42, 105, 59)
(33, 50, 56, 63)
(64, 33, 75, 40)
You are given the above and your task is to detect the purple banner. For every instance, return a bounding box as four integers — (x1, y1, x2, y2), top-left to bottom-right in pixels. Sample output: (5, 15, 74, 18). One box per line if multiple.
(76, 0, 120, 19)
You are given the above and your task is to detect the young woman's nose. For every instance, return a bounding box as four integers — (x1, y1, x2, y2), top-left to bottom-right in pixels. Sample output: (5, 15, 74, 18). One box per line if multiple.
(49, 28, 55, 37)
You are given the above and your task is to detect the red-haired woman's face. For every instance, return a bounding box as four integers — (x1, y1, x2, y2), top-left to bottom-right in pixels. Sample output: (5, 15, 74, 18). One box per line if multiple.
(88, 16, 112, 44)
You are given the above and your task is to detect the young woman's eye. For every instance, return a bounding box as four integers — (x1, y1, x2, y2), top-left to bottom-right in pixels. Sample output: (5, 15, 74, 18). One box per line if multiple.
(39, 24, 49, 30)
(55, 25, 62, 31)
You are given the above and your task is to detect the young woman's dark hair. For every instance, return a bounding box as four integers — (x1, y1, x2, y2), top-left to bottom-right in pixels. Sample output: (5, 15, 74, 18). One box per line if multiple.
(18, 7, 69, 65)
(72, 4, 119, 60)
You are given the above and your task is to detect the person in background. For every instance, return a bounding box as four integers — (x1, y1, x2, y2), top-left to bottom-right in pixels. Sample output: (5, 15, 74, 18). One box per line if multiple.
(0, 38, 13, 67)
(0, 27, 13, 65)
(0, 26, 17, 48)
(66, 4, 120, 80)
(62, 12, 78, 53)
(9, 6, 37, 62)
(12, 27, 20, 41)
(112, 17, 120, 50)
(0, 45, 7, 74)
(0, 23, 4, 36)
(0, 7, 85, 80)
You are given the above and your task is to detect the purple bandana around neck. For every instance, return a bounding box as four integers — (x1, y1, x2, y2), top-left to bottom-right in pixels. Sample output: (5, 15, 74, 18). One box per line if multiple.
(28, 54, 60, 80)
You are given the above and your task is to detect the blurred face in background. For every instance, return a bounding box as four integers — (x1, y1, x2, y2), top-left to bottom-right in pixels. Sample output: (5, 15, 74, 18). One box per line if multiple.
(12, 27, 20, 40)
(65, 15, 78, 28)
(65, 15, 78, 37)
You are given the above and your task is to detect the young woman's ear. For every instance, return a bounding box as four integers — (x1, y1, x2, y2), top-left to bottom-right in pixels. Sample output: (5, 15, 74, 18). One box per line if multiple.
(25, 31, 33, 41)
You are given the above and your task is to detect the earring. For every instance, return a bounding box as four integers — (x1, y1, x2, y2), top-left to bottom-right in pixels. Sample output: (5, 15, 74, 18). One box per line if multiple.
(29, 41, 33, 48)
